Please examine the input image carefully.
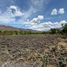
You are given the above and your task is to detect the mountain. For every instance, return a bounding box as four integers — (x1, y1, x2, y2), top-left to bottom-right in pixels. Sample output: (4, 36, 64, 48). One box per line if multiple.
(0, 25, 22, 31)
(0, 25, 39, 32)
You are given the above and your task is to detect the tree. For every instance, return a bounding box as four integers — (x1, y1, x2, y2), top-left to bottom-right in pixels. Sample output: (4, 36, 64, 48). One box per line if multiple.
(62, 24, 67, 34)
(50, 29, 57, 34)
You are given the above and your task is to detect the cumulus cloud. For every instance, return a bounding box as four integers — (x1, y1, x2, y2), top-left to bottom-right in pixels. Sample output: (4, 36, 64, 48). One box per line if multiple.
(9, 5, 24, 17)
(51, 9, 57, 15)
(58, 8, 64, 14)
(19, 13, 67, 31)
(18, 15, 44, 26)
(0, 5, 25, 24)
(30, 20, 67, 31)
(10, 5, 17, 10)
(60, 20, 67, 24)
(51, 8, 65, 15)
(30, 15, 44, 24)
(0, 2, 45, 30)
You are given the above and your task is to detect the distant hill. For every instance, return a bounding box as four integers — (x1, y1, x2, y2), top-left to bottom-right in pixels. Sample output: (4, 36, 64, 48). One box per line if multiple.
(0, 25, 42, 35)
(0, 25, 41, 32)
(0, 25, 22, 31)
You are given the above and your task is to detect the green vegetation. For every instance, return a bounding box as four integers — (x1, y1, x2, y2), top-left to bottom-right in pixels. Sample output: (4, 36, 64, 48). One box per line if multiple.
(0, 23, 67, 35)
(0, 30, 44, 35)
(62, 23, 67, 34)
(50, 23, 67, 34)
(50, 29, 60, 34)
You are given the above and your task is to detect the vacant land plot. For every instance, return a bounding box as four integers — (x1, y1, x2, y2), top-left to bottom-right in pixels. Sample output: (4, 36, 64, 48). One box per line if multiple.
(0, 34, 67, 67)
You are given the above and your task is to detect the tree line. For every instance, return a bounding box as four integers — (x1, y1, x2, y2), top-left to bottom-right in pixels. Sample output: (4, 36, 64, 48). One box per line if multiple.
(49, 23, 67, 34)
(0, 24, 67, 35)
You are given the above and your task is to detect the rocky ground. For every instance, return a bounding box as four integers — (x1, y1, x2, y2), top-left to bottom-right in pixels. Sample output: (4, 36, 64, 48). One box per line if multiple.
(0, 34, 67, 67)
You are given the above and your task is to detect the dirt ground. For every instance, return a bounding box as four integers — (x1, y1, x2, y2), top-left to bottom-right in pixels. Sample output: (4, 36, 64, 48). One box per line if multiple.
(0, 34, 67, 67)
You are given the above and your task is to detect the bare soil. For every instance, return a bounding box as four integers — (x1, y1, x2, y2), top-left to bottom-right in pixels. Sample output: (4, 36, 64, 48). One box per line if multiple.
(0, 34, 67, 67)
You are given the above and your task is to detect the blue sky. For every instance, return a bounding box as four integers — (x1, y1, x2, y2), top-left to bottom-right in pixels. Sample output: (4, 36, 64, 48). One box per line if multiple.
(0, 0, 67, 31)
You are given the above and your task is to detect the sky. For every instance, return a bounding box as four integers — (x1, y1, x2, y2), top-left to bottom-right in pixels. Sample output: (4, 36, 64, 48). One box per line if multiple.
(0, 0, 67, 31)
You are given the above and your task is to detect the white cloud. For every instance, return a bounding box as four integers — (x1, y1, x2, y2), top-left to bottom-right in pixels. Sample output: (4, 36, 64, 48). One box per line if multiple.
(18, 15, 44, 26)
(9, 5, 24, 17)
(51, 8, 65, 15)
(38, 15, 44, 20)
(51, 8, 57, 15)
(31, 0, 44, 10)
(30, 15, 44, 24)
(30, 20, 67, 31)
(10, 5, 17, 10)
(0, 5, 37, 25)
(0, 15, 15, 24)
(58, 8, 64, 14)
(0, 5, 24, 24)
(15, 13, 67, 31)
(60, 20, 67, 24)
(15, 10, 24, 17)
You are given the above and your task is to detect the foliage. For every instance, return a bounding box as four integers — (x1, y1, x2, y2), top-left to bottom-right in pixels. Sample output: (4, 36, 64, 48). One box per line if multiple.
(0, 23, 67, 35)
(50, 28, 61, 34)
(50, 23, 67, 34)
(62, 23, 67, 34)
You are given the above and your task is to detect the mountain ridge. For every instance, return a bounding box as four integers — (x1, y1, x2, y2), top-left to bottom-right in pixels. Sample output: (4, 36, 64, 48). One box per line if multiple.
(0, 25, 41, 32)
